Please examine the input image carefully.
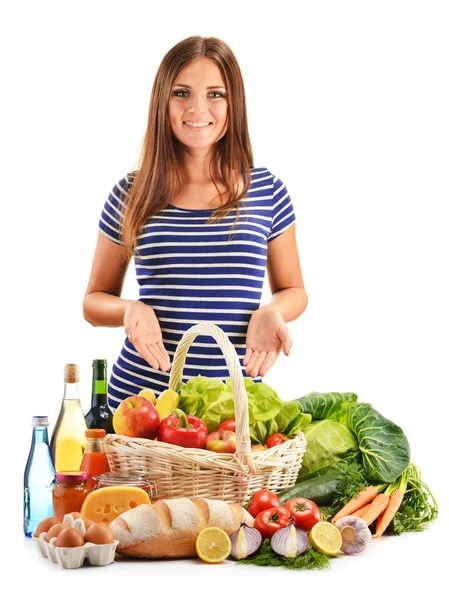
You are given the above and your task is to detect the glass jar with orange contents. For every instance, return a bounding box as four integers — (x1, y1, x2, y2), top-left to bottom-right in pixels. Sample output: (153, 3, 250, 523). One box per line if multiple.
(52, 471, 91, 521)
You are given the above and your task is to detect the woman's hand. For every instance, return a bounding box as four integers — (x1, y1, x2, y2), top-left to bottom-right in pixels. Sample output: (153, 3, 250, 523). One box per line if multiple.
(123, 301, 171, 372)
(243, 307, 293, 378)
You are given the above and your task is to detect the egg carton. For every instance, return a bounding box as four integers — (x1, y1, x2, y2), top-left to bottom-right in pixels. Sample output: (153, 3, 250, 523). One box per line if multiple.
(33, 532, 119, 569)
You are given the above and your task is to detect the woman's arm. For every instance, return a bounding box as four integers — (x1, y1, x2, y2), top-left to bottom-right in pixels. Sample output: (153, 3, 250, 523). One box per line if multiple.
(259, 222, 308, 321)
(83, 232, 133, 327)
(244, 223, 308, 377)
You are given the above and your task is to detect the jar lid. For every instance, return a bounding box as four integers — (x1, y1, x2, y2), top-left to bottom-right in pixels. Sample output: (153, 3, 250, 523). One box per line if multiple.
(55, 470, 89, 481)
(85, 428, 106, 438)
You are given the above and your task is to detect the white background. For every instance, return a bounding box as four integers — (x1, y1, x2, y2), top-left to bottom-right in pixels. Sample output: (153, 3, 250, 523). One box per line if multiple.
(2, 0, 447, 595)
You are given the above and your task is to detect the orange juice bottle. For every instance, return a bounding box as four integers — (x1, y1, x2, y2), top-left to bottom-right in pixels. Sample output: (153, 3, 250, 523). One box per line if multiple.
(79, 429, 110, 489)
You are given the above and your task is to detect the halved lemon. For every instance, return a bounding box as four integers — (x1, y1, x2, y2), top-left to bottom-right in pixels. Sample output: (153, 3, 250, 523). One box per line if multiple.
(196, 527, 232, 563)
(310, 522, 342, 555)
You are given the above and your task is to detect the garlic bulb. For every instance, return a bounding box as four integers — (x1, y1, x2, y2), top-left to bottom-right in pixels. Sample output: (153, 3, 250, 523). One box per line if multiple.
(334, 516, 372, 554)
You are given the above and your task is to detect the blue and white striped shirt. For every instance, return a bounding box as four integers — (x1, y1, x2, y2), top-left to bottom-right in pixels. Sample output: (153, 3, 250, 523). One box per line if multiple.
(98, 166, 296, 410)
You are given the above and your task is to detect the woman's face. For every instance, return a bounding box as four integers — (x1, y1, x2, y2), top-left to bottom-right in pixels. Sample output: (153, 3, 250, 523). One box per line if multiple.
(168, 57, 229, 150)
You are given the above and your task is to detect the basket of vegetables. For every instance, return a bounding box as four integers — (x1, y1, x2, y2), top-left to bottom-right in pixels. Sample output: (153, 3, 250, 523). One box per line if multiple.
(104, 322, 307, 504)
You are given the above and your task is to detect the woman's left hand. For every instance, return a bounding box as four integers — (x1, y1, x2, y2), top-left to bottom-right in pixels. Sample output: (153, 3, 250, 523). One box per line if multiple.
(243, 307, 293, 378)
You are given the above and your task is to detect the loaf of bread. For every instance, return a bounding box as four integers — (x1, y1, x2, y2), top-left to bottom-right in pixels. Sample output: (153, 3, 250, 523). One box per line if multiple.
(109, 497, 254, 558)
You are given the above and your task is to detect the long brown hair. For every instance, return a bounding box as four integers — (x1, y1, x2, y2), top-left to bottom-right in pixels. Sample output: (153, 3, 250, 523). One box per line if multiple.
(120, 35, 254, 260)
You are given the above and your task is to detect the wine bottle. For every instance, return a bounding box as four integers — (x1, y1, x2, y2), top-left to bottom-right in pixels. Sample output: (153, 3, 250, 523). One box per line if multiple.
(50, 363, 87, 471)
(84, 359, 114, 433)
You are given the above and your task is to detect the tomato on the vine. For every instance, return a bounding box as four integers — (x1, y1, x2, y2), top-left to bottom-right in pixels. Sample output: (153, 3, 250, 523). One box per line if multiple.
(283, 497, 321, 530)
(247, 488, 281, 518)
(266, 433, 288, 448)
(253, 506, 292, 539)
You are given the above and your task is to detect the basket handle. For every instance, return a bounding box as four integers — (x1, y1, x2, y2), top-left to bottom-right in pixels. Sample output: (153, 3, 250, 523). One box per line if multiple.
(168, 322, 257, 474)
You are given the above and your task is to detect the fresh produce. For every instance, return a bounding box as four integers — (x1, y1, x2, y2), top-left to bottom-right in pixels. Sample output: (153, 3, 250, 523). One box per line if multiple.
(177, 375, 310, 439)
(234, 540, 332, 570)
(138, 388, 157, 404)
(283, 498, 321, 531)
(247, 488, 281, 518)
(251, 444, 267, 452)
(205, 429, 236, 453)
(360, 493, 390, 526)
(373, 490, 404, 538)
(309, 522, 342, 555)
(109, 497, 254, 558)
(229, 523, 262, 559)
(334, 516, 372, 554)
(271, 524, 310, 558)
(112, 395, 160, 439)
(295, 393, 410, 484)
(158, 409, 207, 449)
(155, 389, 180, 421)
(299, 419, 358, 478)
(278, 469, 344, 506)
(331, 485, 378, 522)
(216, 419, 236, 432)
(254, 507, 292, 539)
(384, 463, 438, 535)
(266, 433, 288, 448)
(196, 527, 232, 563)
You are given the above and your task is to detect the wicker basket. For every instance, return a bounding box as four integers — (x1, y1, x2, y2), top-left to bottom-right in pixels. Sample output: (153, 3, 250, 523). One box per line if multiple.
(104, 322, 307, 504)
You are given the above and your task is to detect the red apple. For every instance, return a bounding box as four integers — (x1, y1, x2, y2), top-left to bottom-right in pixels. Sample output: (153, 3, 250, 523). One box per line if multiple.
(216, 419, 236, 433)
(251, 444, 267, 452)
(112, 395, 160, 439)
(206, 429, 237, 453)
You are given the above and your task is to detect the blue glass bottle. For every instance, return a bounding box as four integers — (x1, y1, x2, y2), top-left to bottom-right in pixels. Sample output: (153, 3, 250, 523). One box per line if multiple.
(24, 416, 56, 537)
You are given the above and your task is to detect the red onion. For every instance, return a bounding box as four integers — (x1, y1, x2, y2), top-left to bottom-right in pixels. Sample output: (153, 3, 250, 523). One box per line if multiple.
(271, 524, 310, 558)
(230, 523, 262, 559)
(334, 516, 372, 554)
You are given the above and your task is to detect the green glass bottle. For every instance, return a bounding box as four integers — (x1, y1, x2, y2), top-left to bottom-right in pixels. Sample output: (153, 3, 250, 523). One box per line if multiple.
(84, 359, 114, 433)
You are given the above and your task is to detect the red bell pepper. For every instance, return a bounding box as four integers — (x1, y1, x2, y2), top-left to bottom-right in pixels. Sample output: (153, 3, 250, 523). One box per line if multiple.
(158, 409, 207, 449)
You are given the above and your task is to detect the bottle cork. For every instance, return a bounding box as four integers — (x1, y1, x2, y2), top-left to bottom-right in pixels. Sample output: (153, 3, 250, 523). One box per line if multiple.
(64, 363, 79, 384)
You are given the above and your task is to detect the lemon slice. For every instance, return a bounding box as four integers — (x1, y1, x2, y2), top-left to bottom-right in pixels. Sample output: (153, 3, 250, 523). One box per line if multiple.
(310, 522, 342, 555)
(196, 527, 232, 563)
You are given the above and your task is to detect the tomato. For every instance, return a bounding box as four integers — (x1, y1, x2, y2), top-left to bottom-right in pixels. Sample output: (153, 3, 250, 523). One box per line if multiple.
(247, 488, 281, 518)
(283, 497, 321, 531)
(266, 433, 288, 448)
(253, 507, 292, 539)
(216, 419, 236, 432)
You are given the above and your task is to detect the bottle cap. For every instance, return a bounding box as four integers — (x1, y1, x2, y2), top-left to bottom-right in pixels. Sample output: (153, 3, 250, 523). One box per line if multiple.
(55, 471, 89, 481)
(32, 416, 49, 427)
(64, 363, 79, 384)
(85, 428, 106, 439)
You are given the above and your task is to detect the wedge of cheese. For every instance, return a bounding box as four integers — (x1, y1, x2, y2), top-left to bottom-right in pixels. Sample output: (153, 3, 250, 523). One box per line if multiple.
(81, 486, 151, 525)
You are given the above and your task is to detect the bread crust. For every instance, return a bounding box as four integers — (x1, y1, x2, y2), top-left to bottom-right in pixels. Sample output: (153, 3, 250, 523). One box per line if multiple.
(109, 498, 254, 558)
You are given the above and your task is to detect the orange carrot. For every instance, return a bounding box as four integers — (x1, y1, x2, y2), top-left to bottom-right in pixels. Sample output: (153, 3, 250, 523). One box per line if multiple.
(351, 503, 371, 519)
(331, 486, 378, 523)
(361, 493, 390, 526)
(372, 490, 404, 538)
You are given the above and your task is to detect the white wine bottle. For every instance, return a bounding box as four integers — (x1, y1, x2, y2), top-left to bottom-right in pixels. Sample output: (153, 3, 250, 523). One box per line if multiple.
(50, 363, 87, 472)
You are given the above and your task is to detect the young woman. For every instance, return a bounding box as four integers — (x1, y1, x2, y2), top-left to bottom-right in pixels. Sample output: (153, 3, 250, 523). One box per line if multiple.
(83, 35, 308, 411)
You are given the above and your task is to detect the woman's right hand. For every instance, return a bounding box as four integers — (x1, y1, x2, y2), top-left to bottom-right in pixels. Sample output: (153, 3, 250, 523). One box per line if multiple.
(123, 301, 171, 372)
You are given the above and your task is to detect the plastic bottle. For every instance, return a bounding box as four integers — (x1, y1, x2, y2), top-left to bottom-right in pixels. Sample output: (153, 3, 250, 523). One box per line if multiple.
(50, 363, 87, 471)
(84, 359, 114, 433)
(79, 429, 110, 489)
(24, 416, 56, 537)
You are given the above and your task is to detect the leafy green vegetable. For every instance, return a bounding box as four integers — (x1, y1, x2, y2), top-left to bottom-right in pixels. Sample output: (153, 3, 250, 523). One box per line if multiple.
(296, 392, 358, 420)
(177, 376, 309, 438)
(342, 402, 410, 484)
(299, 419, 359, 478)
(233, 540, 333, 570)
